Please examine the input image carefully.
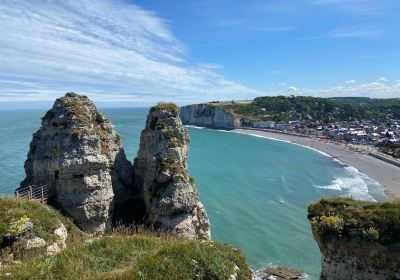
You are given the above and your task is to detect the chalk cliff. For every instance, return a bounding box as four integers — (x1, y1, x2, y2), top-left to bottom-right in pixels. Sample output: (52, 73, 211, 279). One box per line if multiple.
(308, 198, 400, 280)
(19, 93, 132, 234)
(180, 104, 240, 129)
(134, 103, 211, 239)
(18, 94, 210, 240)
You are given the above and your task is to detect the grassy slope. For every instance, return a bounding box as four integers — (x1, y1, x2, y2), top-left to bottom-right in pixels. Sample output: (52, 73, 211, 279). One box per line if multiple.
(0, 198, 86, 264)
(0, 198, 251, 280)
(0, 235, 250, 280)
(0, 197, 85, 248)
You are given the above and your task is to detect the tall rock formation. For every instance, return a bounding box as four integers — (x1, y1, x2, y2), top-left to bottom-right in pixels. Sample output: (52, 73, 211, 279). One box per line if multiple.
(308, 198, 400, 280)
(19, 92, 132, 234)
(180, 104, 240, 129)
(134, 103, 211, 239)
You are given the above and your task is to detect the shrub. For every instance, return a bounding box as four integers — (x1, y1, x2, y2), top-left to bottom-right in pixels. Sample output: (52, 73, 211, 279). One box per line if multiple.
(165, 128, 176, 140)
(3, 215, 33, 241)
(308, 197, 400, 244)
(150, 102, 179, 114)
(310, 214, 344, 236)
(363, 227, 379, 241)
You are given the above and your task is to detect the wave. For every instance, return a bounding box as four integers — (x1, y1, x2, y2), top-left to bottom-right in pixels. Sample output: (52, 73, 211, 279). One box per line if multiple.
(185, 125, 205, 129)
(316, 165, 385, 202)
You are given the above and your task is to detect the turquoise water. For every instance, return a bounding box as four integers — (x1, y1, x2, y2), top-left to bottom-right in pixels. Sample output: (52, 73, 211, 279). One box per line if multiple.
(0, 108, 386, 278)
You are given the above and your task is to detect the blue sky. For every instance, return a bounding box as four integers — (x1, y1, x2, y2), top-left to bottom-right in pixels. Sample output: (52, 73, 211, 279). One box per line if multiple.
(0, 0, 399, 108)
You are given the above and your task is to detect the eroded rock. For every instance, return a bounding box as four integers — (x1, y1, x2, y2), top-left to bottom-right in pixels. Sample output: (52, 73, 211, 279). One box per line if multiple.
(19, 92, 132, 234)
(134, 103, 211, 239)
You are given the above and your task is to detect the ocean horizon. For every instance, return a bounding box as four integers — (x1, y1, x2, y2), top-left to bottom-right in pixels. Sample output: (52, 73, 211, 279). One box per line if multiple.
(0, 107, 387, 279)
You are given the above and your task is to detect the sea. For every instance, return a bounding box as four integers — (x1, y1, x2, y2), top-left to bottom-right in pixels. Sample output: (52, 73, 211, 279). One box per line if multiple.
(0, 107, 387, 279)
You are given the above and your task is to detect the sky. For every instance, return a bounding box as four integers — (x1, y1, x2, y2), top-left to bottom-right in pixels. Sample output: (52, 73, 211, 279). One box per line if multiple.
(0, 0, 400, 108)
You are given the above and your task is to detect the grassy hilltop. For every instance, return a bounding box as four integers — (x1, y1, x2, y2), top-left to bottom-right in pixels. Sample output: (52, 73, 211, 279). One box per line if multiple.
(209, 96, 400, 124)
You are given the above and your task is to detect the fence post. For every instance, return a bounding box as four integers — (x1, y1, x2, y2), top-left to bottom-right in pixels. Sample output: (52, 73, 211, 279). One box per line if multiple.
(29, 186, 32, 200)
(41, 186, 44, 203)
(16, 191, 19, 199)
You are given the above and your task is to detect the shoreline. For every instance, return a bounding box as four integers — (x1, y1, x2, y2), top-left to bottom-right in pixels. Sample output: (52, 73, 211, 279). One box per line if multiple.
(232, 128, 400, 198)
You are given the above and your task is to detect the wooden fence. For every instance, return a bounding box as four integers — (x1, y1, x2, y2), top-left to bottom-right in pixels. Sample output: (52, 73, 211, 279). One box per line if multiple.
(15, 185, 48, 203)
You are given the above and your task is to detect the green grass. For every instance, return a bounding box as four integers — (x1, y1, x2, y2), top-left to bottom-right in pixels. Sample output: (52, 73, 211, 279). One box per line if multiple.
(0, 198, 86, 261)
(150, 102, 179, 114)
(308, 197, 400, 244)
(0, 234, 251, 280)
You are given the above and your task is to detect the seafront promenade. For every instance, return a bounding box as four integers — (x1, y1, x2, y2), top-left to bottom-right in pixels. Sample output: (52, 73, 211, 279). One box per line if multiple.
(234, 128, 400, 197)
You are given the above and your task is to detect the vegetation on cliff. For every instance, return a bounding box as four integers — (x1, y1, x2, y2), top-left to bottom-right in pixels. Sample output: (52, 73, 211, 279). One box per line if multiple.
(308, 197, 400, 244)
(0, 198, 85, 263)
(210, 96, 400, 123)
(150, 102, 179, 114)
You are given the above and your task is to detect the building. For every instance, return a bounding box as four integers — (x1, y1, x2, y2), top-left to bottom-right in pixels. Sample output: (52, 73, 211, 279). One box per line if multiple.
(276, 123, 293, 131)
(252, 121, 276, 129)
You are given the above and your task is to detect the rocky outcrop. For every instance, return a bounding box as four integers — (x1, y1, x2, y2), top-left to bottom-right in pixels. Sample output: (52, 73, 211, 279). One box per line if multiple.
(18, 94, 211, 239)
(19, 92, 132, 234)
(134, 103, 211, 239)
(180, 104, 241, 129)
(308, 198, 400, 280)
(312, 237, 400, 280)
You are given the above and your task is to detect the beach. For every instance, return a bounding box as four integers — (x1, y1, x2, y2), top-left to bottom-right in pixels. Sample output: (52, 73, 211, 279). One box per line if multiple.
(234, 128, 400, 198)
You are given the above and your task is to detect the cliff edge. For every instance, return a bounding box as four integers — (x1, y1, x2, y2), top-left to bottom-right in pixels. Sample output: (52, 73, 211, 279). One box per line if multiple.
(308, 197, 400, 280)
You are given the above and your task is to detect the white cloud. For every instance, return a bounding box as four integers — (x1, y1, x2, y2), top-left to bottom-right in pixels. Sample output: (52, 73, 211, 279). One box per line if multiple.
(288, 86, 298, 92)
(0, 0, 258, 105)
(278, 82, 287, 87)
(327, 25, 385, 39)
(285, 78, 400, 98)
(345, 80, 357, 84)
(378, 76, 388, 83)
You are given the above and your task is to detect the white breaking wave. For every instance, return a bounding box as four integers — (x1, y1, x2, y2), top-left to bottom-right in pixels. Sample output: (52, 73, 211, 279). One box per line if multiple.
(185, 125, 205, 129)
(317, 165, 385, 202)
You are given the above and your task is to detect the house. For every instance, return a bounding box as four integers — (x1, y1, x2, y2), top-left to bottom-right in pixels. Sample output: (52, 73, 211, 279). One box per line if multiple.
(253, 121, 276, 129)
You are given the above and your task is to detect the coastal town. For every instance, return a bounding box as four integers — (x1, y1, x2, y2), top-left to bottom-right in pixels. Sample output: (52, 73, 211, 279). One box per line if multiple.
(246, 117, 400, 164)
(250, 118, 399, 146)
(204, 96, 400, 161)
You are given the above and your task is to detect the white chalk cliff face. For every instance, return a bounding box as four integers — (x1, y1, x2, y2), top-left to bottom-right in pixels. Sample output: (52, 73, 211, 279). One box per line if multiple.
(134, 105, 211, 239)
(19, 92, 132, 234)
(180, 104, 240, 129)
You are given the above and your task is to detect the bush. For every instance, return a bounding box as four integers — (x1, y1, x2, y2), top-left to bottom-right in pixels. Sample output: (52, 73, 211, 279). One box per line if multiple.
(308, 197, 400, 244)
(363, 227, 379, 241)
(150, 102, 179, 114)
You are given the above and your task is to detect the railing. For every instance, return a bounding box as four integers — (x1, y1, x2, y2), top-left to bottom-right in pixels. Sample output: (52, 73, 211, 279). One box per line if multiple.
(15, 185, 48, 203)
